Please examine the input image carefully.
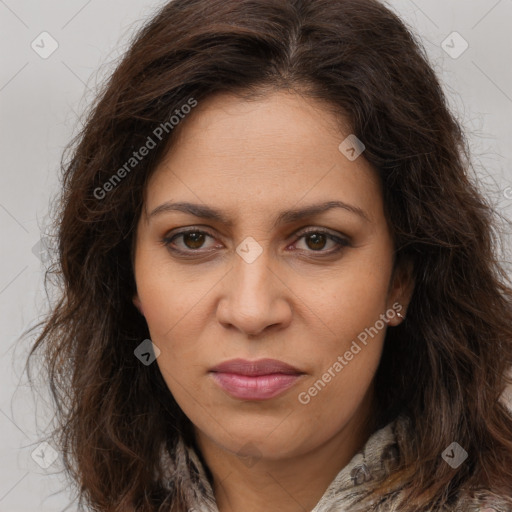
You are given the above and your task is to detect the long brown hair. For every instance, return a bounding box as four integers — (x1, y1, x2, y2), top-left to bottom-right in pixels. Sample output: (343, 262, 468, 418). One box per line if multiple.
(26, 0, 512, 510)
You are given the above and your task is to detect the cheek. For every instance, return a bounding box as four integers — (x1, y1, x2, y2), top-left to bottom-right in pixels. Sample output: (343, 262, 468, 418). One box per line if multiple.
(294, 256, 391, 421)
(133, 260, 211, 385)
(291, 328, 385, 446)
(134, 252, 208, 338)
(312, 260, 392, 343)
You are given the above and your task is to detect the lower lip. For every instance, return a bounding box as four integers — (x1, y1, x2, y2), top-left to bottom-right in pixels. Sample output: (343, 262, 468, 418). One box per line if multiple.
(210, 372, 302, 400)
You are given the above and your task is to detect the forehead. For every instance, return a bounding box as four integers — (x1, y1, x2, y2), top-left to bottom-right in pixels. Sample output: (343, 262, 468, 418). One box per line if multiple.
(145, 91, 383, 225)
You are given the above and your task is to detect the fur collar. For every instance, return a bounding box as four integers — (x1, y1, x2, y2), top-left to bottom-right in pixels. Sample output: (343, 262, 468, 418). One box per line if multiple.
(160, 414, 511, 511)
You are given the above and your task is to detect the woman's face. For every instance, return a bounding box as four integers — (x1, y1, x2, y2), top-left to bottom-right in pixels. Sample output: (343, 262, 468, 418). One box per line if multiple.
(133, 91, 412, 461)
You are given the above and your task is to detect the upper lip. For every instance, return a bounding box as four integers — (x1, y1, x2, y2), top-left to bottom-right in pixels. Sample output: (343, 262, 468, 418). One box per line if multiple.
(210, 358, 303, 376)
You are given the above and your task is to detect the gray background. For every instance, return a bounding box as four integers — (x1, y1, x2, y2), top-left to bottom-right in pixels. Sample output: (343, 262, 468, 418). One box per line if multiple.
(1, 1, 511, 510)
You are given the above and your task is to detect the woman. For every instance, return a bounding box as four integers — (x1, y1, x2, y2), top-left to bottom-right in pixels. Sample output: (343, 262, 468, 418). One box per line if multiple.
(27, 0, 512, 510)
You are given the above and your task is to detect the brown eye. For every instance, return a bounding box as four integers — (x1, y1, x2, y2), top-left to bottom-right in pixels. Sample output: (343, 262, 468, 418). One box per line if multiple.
(163, 229, 218, 254)
(294, 229, 349, 255)
(304, 233, 328, 251)
(182, 232, 206, 249)
(163, 228, 350, 258)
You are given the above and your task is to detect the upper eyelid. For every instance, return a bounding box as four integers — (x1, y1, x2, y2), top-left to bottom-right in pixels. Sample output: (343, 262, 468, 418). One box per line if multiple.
(164, 227, 349, 251)
(165, 226, 345, 241)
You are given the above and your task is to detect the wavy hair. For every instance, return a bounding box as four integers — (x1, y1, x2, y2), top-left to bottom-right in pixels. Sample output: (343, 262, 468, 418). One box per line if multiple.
(26, 0, 512, 510)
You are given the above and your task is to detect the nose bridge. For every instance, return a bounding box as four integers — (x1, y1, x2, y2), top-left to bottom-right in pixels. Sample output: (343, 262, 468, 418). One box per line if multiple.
(233, 242, 275, 312)
(217, 239, 290, 335)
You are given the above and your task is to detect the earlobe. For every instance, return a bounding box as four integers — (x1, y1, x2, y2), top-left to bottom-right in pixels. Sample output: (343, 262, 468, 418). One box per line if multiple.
(387, 258, 415, 326)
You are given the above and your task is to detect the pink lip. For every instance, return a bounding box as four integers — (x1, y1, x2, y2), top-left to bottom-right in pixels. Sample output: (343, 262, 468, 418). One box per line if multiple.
(209, 358, 304, 400)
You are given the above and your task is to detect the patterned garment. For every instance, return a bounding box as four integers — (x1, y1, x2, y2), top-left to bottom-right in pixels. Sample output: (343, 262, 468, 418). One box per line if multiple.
(160, 414, 511, 512)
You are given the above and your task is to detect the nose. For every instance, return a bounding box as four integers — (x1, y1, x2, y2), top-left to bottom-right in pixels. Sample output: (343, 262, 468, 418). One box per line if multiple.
(216, 246, 292, 338)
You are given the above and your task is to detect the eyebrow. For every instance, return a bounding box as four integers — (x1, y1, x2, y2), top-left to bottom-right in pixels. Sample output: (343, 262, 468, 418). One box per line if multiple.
(148, 200, 370, 227)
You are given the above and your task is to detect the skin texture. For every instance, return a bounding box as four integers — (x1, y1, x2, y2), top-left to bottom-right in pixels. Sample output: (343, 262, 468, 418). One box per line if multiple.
(132, 91, 414, 512)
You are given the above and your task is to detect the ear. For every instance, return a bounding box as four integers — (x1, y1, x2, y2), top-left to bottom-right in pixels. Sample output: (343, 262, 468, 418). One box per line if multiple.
(386, 256, 415, 326)
(133, 294, 145, 316)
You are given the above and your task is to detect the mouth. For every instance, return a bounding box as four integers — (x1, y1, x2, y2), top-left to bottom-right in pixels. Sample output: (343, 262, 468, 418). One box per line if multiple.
(209, 358, 305, 401)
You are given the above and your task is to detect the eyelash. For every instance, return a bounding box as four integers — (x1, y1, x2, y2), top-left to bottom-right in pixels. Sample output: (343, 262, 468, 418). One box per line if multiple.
(161, 227, 351, 257)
